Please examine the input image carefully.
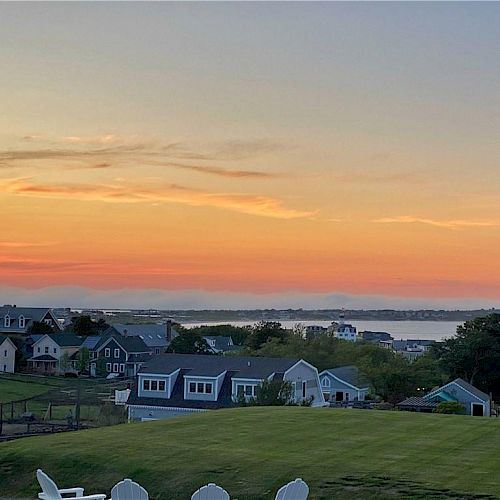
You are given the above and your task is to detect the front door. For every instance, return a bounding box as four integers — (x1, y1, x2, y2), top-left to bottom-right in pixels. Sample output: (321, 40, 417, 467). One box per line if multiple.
(472, 403, 484, 416)
(335, 391, 344, 401)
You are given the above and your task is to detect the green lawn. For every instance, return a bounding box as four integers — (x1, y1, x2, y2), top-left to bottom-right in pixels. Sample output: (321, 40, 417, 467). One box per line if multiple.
(0, 377, 52, 403)
(0, 407, 499, 499)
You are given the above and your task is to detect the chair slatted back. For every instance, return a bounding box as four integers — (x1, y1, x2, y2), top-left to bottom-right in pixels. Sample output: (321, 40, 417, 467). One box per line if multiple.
(111, 478, 149, 500)
(36, 469, 63, 500)
(275, 478, 309, 500)
(191, 483, 230, 500)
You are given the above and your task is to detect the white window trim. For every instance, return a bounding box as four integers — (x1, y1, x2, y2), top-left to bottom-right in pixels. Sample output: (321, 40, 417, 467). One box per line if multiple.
(106, 362, 112, 372)
(4, 315, 10, 328)
(104, 348, 111, 357)
(119, 363, 125, 373)
(18, 315, 25, 328)
(113, 363, 119, 373)
(114, 348, 120, 358)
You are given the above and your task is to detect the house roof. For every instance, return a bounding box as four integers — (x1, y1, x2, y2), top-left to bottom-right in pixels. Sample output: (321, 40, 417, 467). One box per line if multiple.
(29, 354, 58, 361)
(392, 339, 435, 351)
(97, 334, 150, 354)
(139, 353, 300, 379)
(46, 333, 83, 347)
(0, 306, 60, 332)
(397, 396, 438, 408)
(426, 378, 491, 403)
(321, 366, 370, 389)
(0, 336, 16, 349)
(80, 335, 102, 350)
(203, 336, 241, 352)
(106, 324, 178, 348)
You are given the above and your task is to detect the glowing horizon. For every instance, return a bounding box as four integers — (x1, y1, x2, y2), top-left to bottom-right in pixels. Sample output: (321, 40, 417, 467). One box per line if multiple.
(2, 3, 500, 309)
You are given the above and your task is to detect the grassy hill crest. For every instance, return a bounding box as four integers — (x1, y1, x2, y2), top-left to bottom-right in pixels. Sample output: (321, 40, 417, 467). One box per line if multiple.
(1, 407, 499, 499)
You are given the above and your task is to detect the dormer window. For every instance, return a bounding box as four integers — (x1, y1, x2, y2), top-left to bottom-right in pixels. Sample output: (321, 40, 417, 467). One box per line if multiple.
(322, 377, 330, 387)
(4, 315, 10, 328)
(19, 315, 25, 329)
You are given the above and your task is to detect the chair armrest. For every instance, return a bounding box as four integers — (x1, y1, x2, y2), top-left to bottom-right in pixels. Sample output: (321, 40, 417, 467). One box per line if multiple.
(74, 495, 106, 500)
(59, 487, 85, 496)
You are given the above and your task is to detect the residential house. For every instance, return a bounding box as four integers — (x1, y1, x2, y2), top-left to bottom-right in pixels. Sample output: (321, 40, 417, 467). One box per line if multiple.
(359, 331, 393, 343)
(319, 366, 370, 402)
(305, 325, 328, 336)
(28, 333, 83, 374)
(127, 354, 325, 421)
(392, 339, 435, 361)
(0, 305, 62, 336)
(91, 335, 151, 378)
(335, 324, 357, 342)
(104, 321, 178, 355)
(397, 378, 492, 416)
(0, 337, 17, 373)
(203, 336, 242, 354)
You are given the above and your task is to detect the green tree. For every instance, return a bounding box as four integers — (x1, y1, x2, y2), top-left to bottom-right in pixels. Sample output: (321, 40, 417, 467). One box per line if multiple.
(167, 330, 212, 354)
(434, 401, 465, 415)
(65, 315, 110, 336)
(245, 321, 289, 350)
(432, 314, 500, 398)
(187, 324, 251, 346)
(76, 347, 90, 373)
(27, 321, 55, 335)
(59, 352, 71, 372)
(238, 379, 295, 407)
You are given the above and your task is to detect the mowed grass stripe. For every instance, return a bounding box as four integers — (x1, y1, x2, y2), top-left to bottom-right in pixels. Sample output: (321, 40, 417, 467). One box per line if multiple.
(0, 407, 499, 499)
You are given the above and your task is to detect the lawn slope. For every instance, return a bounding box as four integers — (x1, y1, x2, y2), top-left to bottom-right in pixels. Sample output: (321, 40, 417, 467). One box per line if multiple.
(0, 407, 499, 499)
(0, 377, 51, 403)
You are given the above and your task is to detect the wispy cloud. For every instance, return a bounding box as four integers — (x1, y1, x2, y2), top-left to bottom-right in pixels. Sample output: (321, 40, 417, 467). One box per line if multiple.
(0, 241, 59, 249)
(1, 177, 313, 220)
(373, 215, 500, 229)
(1, 138, 285, 179)
(332, 171, 423, 184)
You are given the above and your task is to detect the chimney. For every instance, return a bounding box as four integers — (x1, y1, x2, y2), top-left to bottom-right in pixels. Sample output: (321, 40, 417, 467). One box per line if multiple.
(166, 320, 172, 343)
(123, 329, 128, 337)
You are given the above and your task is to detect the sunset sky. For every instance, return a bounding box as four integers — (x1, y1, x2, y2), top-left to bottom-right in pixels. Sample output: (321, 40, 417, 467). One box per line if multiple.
(2, 2, 500, 309)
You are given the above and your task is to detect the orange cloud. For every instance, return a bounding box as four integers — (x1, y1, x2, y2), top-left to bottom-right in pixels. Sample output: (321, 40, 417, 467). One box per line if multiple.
(1, 177, 314, 219)
(373, 215, 500, 229)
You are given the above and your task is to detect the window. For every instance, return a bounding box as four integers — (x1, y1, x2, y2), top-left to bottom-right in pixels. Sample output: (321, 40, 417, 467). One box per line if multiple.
(189, 381, 213, 394)
(302, 381, 307, 398)
(114, 348, 120, 358)
(151, 380, 158, 391)
(237, 384, 256, 397)
(104, 348, 111, 357)
(143, 379, 150, 391)
(4, 315, 10, 328)
(106, 363, 111, 372)
(37, 347, 41, 353)
(143, 379, 166, 391)
(53, 348, 57, 354)
(119, 363, 125, 373)
(19, 316, 25, 328)
(155, 348, 161, 355)
(158, 380, 166, 391)
(322, 377, 330, 387)
(45, 346, 49, 354)
(4, 350, 7, 357)
(113, 363, 119, 373)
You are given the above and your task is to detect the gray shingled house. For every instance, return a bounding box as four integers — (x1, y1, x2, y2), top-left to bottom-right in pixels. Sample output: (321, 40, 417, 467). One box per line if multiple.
(127, 353, 325, 421)
(397, 378, 492, 416)
(0, 305, 62, 335)
(319, 366, 370, 402)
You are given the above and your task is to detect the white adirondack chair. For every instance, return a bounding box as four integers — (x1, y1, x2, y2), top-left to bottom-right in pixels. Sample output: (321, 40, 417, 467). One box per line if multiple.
(111, 478, 149, 500)
(275, 478, 309, 500)
(36, 469, 106, 500)
(191, 483, 230, 500)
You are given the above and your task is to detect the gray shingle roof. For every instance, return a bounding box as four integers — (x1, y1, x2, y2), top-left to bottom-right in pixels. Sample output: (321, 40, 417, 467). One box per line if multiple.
(322, 366, 370, 389)
(397, 396, 437, 408)
(0, 306, 60, 333)
(97, 334, 150, 353)
(106, 324, 178, 348)
(426, 378, 491, 403)
(47, 333, 83, 347)
(139, 353, 300, 379)
(80, 336, 102, 350)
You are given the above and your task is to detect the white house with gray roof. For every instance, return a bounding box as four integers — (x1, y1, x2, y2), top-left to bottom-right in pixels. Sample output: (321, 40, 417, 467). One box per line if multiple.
(0, 337, 17, 373)
(127, 353, 325, 421)
(0, 306, 61, 336)
(319, 366, 370, 402)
